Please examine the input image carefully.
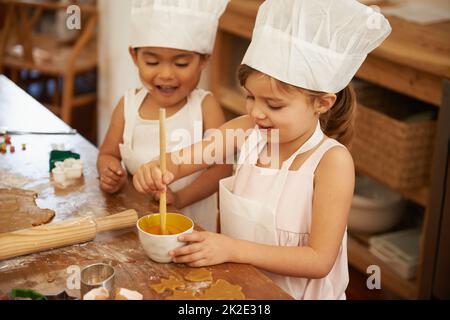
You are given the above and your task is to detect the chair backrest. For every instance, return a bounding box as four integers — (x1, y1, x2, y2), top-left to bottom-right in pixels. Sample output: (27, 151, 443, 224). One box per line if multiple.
(0, 0, 98, 72)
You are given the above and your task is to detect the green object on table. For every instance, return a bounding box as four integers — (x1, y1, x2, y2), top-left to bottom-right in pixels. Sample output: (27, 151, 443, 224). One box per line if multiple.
(49, 150, 80, 172)
(11, 288, 48, 300)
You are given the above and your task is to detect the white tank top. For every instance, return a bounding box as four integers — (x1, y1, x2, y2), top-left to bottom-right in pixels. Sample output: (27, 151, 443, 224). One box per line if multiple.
(119, 87, 219, 232)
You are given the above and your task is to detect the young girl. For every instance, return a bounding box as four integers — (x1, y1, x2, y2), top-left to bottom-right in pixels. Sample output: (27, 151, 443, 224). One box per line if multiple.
(133, 0, 391, 299)
(97, 0, 231, 232)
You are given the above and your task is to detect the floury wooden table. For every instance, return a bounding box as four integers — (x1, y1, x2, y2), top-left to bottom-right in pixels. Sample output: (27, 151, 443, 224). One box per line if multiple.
(0, 75, 292, 300)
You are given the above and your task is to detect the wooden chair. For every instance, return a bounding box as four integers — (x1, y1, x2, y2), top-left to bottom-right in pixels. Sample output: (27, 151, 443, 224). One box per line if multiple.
(0, 0, 98, 125)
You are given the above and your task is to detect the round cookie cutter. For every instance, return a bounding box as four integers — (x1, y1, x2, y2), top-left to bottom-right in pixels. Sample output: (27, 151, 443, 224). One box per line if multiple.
(80, 263, 115, 298)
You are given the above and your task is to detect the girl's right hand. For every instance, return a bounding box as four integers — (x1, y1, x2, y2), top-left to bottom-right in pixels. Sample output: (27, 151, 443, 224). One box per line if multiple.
(100, 160, 127, 194)
(133, 160, 175, 194)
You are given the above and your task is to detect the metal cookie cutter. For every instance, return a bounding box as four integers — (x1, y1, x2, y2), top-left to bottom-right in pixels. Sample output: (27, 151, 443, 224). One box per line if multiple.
(80, 263, 115, 298)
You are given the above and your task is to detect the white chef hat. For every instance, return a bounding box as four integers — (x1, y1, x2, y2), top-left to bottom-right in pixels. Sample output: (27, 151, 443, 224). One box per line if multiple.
(242, 0, 392, 93)
(130, 0, 230, 54)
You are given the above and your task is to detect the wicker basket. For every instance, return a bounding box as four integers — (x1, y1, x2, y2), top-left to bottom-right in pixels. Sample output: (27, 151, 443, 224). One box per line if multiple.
(351, 87, 437, 190)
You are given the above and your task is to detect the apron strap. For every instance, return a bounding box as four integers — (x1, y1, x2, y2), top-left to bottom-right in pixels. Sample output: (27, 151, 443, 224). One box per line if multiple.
(123, 88, 147, 148)
(187, 89, 208, 139)
(232, 127, 266, 191)
(236, 128, 262, 166)
(232, 122, 324, 203)
(265, 121, 324, 212)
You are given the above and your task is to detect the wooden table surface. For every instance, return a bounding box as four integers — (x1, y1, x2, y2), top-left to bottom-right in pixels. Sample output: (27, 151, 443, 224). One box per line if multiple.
(0, 75, 292, 300)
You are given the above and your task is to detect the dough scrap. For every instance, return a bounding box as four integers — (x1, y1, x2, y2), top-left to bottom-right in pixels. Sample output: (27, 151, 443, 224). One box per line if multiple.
(165, 290, 198, 300)
(114, 288, 143, 300)
(165, 279, 246, 300)
(0, 189, 55, 233)
(150, 276, 185, 294)
(83, 287, 109, 300)
(198, 279, 245, 300)
(184, 268, 213, 282)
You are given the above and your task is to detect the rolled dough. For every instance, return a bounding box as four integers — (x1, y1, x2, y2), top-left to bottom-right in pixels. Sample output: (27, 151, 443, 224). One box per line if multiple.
(0, 189, 55, 233)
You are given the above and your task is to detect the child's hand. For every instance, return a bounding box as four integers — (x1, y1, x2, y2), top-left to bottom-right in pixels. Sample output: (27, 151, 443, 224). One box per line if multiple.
(99, 161, 127, 194)
(170, 232, 236, 267)
(151, 187, 180, 208)
(133, 160, 174, 194)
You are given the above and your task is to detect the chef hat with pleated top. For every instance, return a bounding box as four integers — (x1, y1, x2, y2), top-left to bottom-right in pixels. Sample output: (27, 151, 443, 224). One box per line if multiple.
(130, 0, 230, 54)
(242, 0, 392, 93)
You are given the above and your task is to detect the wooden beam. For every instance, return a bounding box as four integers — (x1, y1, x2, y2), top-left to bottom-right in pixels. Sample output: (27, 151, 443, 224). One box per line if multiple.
(418, 80, 450, 298)
(219, 10, 255, 39)
(357, 55, 442, 107)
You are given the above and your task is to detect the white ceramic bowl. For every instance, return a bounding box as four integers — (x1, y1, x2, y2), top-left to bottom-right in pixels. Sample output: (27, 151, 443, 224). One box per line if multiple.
(348, 175, 405, 235)
(137, 213, 194, 263)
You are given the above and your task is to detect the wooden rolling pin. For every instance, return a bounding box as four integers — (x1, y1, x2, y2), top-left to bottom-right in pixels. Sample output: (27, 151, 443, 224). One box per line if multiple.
(0, 209, 138, 261)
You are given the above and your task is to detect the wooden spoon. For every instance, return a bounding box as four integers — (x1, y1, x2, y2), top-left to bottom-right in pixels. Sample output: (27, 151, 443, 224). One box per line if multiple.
(159, 108, 168, 235)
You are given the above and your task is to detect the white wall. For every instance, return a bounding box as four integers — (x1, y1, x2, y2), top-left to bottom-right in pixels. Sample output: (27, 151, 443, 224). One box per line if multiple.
(97, 1, 210, 144)
(98, 0, 140, 144)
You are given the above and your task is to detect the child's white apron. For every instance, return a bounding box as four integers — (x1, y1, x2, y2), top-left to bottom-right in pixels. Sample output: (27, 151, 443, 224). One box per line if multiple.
(219, 122, 327, 298)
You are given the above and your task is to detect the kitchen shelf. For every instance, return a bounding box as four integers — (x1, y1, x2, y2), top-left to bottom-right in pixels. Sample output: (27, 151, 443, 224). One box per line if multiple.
(348, 235, 419, 299)
(355, 164, 430, 207)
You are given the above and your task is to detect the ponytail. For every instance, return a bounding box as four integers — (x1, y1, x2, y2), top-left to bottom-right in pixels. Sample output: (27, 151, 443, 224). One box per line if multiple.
(320, 85, 356, 147)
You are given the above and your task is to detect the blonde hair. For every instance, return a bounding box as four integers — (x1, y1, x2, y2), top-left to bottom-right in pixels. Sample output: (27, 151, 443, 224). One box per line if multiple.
(238, 65, 356, 147)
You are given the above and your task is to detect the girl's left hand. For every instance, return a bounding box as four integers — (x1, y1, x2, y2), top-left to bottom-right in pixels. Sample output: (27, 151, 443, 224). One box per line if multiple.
(170, 232, 236, 267)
